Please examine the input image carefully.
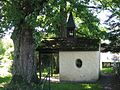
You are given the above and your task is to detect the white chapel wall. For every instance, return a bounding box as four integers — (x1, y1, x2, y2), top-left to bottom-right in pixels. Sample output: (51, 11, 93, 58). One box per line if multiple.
(59, 51, 100, 82)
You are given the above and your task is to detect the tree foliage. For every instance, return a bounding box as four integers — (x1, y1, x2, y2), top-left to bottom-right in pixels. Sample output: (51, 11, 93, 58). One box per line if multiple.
(0, 0, 107, 40)
(37, 0, 105, 39)
(0, 0, 47, 37)
(0, 39, 5, 57)
(97, 0, 120, 52)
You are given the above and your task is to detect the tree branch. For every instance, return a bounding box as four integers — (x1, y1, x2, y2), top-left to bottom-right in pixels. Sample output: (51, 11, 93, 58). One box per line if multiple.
(86, 6, 102, 9)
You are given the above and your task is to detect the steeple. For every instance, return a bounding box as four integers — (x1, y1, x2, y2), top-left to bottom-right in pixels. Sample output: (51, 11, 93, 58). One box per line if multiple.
(67, 12, 76, 38)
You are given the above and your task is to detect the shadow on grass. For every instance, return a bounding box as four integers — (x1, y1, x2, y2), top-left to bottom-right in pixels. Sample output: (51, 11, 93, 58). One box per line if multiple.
(0, 67, 115, 90)
(42, 82, 102, 90)
(0, 75, 103, 90)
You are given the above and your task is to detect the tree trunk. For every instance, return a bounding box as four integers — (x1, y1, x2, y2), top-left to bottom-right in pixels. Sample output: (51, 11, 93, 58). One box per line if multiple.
(11, 24, 37, 83)
(60, 0, 67, 38)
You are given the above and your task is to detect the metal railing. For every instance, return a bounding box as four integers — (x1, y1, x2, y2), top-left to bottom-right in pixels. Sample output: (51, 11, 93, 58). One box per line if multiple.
(40, 67, 51, 90)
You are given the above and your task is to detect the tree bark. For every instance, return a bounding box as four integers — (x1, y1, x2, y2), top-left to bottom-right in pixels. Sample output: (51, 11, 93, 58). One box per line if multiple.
(11, 24, 37, 83)
(11, 27, 21, 76)
(59, 0, 67, 38)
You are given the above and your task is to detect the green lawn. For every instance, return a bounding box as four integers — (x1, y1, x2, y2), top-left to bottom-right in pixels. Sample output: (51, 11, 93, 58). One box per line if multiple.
(101, 67, 113, 74)
(0, 67, 114, 90)
(50, 82, 101, 90)
(0, 76, 102, 90)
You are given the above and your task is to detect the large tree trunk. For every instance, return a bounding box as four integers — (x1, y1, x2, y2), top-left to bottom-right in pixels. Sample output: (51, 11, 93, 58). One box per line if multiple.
(59, 0, 67, 38)
(11, 24, 37, 83)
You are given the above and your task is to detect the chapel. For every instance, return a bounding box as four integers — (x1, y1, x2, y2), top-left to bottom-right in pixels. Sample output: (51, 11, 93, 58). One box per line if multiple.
(36, 12, 100, 82)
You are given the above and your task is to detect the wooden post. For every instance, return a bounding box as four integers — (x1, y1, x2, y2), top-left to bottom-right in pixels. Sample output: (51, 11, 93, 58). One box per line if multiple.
(49, 55, 51, 90)
(51, 53, 53, 77)
(39, 51, 42, 81)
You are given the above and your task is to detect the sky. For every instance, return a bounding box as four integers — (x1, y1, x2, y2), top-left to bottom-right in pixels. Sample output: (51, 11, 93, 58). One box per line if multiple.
(97, 10, 112, 26)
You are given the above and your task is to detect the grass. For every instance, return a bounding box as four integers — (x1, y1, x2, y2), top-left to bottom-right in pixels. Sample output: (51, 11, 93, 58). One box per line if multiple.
(0, 67, 114, 90)
(41, 82, 102, 90)
(50, 82, 101, 90)
(0, 76, 102, 90)
(102, 67, 113, 74)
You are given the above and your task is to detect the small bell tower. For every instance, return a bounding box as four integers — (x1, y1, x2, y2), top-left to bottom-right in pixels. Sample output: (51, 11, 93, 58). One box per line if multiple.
(67, 12, 76, 38)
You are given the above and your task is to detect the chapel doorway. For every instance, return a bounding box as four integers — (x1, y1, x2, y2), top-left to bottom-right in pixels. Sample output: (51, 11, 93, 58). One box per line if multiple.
(36, 51, 59, 82)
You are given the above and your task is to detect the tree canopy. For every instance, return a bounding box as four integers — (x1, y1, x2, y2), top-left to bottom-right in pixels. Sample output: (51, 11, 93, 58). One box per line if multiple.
(0, 0, 47, 37)
(36, 0, 106, 39)
(96, 0, 120, 52)
(0, 0, 107, 40)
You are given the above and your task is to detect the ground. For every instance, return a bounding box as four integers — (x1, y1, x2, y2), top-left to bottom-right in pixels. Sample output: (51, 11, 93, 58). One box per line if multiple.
(49, 72, 120, 90)
(0, 67, 120, 90)
(99, 73, 120, 90)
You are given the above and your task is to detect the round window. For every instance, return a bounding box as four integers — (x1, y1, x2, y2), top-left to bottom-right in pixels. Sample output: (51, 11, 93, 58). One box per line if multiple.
(76, 59, 82, 68)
